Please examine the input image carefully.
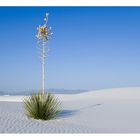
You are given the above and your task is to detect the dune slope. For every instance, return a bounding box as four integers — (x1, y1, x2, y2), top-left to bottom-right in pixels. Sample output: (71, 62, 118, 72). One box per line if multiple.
(0, 87, 140, 133)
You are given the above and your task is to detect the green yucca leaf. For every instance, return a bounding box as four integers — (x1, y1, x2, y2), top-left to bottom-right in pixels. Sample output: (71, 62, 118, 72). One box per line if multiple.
(23, 93, 61, 120)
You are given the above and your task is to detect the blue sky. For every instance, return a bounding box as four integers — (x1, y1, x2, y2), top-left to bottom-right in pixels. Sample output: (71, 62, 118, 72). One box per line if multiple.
(1, 7, 140, 91)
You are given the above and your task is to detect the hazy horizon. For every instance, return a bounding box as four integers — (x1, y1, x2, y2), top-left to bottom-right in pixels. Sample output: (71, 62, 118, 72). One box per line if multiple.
(1, 7, 140, 91)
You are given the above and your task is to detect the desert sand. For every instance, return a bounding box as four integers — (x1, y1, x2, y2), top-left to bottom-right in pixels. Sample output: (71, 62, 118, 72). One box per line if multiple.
(0, 87, 140, 133)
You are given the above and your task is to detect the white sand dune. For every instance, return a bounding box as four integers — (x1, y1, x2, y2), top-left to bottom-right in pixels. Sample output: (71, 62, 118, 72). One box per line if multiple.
(0, 87, 140, 133)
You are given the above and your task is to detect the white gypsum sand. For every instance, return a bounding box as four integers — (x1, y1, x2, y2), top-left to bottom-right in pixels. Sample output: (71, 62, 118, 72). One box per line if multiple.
(0, 87, 140, 133)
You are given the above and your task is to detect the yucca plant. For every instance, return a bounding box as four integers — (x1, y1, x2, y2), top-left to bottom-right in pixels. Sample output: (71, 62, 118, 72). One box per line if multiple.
(23, 93, 61, 120)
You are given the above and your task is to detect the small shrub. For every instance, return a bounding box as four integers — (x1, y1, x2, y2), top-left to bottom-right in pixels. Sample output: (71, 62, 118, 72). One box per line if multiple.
(23, 93, 61, 120)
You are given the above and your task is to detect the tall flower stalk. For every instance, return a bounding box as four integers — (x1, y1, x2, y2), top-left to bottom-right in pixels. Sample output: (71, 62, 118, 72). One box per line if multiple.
(36, 13, 52, 94)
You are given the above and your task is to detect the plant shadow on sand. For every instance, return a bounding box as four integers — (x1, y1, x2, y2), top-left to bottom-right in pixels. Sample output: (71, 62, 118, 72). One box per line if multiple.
(59, 110, 78, 118)
(79, 103, 102, 110)
(59, 103, 102, 118)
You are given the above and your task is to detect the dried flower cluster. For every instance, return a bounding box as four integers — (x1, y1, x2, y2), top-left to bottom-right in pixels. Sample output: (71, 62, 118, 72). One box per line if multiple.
(36, 13, 52, 41)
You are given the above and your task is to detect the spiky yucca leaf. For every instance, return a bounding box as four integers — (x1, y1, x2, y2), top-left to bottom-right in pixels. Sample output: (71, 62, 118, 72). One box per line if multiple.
(23, 93, 61, 120)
